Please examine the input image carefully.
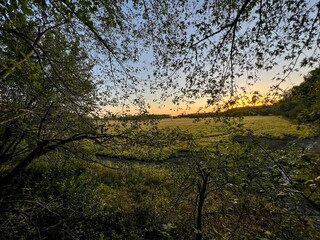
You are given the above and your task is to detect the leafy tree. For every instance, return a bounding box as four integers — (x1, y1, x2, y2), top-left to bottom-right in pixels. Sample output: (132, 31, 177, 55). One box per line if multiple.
(275, 66, 320, 130)
(139, 0, 320, 104)
(291, 67, 320, 123)
(1, 0, 320, 186)
(1, 1, 320, 238)
(0, 28, 98, 186)
(0, 0, 145, 188)
(173, 142, 320, 240)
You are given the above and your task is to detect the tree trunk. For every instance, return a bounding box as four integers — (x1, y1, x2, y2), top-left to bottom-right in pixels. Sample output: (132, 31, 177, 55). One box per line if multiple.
(195, 174, 208, 240)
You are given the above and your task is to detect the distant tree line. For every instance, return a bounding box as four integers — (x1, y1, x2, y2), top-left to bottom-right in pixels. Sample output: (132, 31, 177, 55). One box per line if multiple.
(116, 114, 172, 120)
(176, 106, 275, 118)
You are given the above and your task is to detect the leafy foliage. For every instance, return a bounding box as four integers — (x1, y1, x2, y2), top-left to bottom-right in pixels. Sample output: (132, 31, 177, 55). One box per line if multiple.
(1, 119, 319, 239)
(282, 67, 320, 124)
(172, 142, 320, 240)
(0, 154, 174, 239)
(1, 1, 320, 239)
(140, 0, 320, 104)
(0, 0, 145, 187)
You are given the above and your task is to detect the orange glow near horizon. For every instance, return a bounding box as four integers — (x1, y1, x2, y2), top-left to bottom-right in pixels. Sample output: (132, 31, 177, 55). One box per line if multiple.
(147, 93, 279, 116)
(105, 68, 307, 117)
(146, 71, 302, 116)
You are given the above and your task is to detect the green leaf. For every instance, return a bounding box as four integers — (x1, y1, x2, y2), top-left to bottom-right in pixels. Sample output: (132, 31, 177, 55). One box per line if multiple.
(19, 0, 33, 15)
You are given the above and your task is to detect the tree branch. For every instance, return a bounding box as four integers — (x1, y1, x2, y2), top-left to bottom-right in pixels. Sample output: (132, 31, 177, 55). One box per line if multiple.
(0, 21, 68, 81)
(0, 132, 123, 191)
(191, 0, 252, 47)
(37, 101, 55, 142)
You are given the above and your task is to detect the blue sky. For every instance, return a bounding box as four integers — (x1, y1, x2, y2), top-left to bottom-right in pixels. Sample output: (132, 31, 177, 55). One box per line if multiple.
(97, 0, 319, 115)
(138, 47, 315, 115)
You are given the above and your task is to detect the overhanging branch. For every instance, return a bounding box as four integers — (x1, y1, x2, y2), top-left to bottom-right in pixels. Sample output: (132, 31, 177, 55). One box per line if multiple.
(0, 132, 124, 191)
(191, 0, 252, 47)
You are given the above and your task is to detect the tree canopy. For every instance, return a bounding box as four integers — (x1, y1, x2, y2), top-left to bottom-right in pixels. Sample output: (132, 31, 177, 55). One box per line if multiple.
(1, 0, 319, 109)
(0, 0, 143, 187)
(1, 0, 319, 187)
(276, 66, 320, 124)
(1, 1, 320, 239)
(139, 0, 319, 104)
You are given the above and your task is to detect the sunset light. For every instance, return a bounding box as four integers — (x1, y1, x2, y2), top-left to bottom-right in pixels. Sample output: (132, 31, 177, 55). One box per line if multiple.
(1, 0, 319, 239)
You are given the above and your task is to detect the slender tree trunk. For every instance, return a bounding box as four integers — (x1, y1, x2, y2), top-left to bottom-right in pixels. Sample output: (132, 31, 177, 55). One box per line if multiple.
(195, 174, 208, 240)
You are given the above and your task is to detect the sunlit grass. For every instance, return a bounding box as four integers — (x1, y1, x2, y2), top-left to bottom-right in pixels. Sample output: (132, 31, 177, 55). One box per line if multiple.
(237, 116, 314, 138)
(158, 116, 315, 146)
(98, 116, 316, 160)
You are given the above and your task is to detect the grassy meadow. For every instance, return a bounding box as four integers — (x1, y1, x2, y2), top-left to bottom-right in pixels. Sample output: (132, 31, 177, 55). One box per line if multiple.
(95, 115, 317, 162)
(156, 115, 316, 150)
(158, 116, 315, 140)
(2, 115, 319, 239)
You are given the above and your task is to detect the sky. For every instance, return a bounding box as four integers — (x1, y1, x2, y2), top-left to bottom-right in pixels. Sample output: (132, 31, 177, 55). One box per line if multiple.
(128, 1, 319, 116)
(99, 0, 319, 116)
(104, 49, 315, 116)
(143, 60, 314, 116)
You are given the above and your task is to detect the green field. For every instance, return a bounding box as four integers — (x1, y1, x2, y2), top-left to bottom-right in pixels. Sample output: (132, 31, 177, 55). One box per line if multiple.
(2, 115, 320, 240)
(96, 116, 317, 161)
(158, 116, 315, 145)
